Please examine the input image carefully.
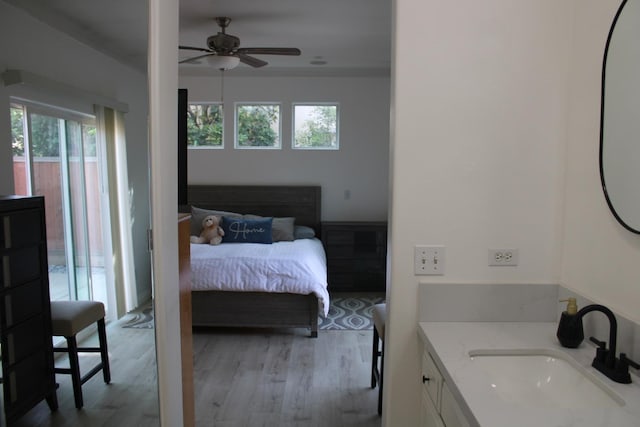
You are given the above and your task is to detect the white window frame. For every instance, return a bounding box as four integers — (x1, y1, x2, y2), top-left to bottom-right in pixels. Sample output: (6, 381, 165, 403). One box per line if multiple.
(292, 103, 340, 150)
(234, 102, 282, 150)
(186, 102, 224, 149)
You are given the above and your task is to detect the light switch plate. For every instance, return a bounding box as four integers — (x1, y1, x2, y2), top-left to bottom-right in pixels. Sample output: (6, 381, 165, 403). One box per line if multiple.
(414, 245, 445, 275)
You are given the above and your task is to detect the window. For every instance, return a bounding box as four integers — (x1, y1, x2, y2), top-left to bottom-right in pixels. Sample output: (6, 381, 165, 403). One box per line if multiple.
(235, 103, 281, 149)
(10, 101, 107, 306)
(187, 103, 223, 148)
(293, 104, 339, 149)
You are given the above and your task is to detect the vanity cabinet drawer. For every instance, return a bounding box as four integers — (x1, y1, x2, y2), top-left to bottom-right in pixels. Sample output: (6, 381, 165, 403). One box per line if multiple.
(422, 350, 442, 409)
(441, 382, 470, 427)
(421, 346, 470, 427)
(421, 387, 445, 427)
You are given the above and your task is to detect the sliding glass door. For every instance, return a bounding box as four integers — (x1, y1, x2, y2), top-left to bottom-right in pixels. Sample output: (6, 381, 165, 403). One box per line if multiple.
(11, 102, 114, 316)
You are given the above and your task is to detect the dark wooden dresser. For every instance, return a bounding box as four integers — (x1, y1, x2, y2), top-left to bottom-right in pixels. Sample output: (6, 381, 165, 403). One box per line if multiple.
(321, 221, 388, 292)
(0, 196, 58, 424)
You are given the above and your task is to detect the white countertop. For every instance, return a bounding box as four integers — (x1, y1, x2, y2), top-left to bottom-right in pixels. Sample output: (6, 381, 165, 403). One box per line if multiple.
(418, 322, 640, 427)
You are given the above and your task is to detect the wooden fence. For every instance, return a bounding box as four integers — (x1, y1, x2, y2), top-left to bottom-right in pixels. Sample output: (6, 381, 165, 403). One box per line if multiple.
(13, 158, 104, 256)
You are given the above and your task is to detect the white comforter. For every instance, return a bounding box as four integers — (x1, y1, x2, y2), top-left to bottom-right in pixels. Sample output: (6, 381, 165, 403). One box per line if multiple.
(190, 238, 330, 316)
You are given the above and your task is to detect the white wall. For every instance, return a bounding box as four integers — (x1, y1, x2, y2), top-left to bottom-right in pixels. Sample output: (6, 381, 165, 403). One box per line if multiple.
(386, 0, 574, 423)
(0, 2, 152, 304)
(562, 0, 640, 323)
(149, 0, 184, 423)
(178, 75, 390, 221)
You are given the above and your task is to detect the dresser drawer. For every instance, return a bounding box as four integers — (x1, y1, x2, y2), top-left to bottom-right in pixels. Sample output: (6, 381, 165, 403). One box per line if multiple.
(4, 314, 49, 366)
(0, 196, 57, 422)
(1, 209, 43, 249)
(0, 246, 42, 288)
(4, 351, 51, 408)
(1, 280, 45, 327)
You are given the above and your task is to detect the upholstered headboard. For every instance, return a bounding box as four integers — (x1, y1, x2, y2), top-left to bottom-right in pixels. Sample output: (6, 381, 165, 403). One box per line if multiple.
(187, 185, 322, 235)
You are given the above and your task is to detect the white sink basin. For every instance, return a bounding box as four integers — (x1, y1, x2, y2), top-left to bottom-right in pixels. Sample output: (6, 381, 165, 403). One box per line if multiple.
(468, 348, 625, 409)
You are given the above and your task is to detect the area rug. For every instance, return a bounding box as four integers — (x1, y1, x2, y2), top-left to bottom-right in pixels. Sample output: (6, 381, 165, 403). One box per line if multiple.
(121, 294, 385, 331)
(319, 293, 385, 330)
(122, 305, 154, 329)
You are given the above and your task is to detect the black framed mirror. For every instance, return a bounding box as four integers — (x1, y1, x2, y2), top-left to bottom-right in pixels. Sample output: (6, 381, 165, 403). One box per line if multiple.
(600, 0, 640, 234)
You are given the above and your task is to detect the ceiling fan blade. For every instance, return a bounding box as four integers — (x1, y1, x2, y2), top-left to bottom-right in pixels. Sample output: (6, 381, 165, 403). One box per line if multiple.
(237, 47, 301, 56)
(179, 53, 213, 64)
(237, 53, 268, 68)
(179, 45, 211, 53)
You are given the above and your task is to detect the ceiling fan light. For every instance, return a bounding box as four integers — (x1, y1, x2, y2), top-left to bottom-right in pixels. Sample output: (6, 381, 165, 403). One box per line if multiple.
(206, 55, 240, 70)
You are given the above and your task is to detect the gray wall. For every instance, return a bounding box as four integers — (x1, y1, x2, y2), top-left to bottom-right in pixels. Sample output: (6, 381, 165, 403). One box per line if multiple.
(179, 75, 391, 221)
(0, 2, 152, 306)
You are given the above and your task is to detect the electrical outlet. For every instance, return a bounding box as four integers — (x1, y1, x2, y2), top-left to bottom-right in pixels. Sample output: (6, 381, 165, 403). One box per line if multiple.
(488, 248, 518, 266)
(415, 245, 445, 275)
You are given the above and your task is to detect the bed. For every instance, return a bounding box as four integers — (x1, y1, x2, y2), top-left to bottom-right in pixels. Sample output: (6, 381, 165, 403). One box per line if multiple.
(187, 185, 327, 337)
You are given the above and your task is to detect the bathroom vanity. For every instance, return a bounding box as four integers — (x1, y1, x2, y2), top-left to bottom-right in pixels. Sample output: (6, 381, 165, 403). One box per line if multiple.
(417, 284, 640, 427)
(420, 336, 469, 427)
(418, 322, 640, 427)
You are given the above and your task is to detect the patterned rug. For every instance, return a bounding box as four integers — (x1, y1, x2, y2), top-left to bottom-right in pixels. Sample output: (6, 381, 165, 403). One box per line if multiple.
(319, 293, 385, 330)
(121, 294, 386, 330)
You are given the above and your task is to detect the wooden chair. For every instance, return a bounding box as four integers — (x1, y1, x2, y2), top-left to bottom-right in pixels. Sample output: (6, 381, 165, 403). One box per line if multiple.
(50, 300, 111, 409)
(371, 303, 386, 415)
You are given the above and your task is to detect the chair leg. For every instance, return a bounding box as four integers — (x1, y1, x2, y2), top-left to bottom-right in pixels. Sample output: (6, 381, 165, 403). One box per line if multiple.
(97, 318, 111, 384)
(371, 327, 379, 388)
(66, 336, 84, 409)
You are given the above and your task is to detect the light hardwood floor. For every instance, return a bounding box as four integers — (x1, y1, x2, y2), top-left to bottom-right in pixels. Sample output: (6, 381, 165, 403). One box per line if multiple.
(192, 328, 382, 427)
(11, 317, 159, 427)
(11, 324, 381, 427)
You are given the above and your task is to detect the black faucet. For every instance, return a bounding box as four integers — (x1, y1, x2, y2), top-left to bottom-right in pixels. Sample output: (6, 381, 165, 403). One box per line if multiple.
(579, 305, 617, 371)
(557, 304, 640, 384)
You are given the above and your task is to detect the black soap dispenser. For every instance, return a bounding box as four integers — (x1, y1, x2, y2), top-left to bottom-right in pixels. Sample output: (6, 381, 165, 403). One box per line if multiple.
(556, 297, 584, 348)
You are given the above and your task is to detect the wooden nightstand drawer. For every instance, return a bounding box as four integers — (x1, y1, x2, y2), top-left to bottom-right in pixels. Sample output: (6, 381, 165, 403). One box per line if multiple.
(328, 258, 385, 273)
(326, 245, 384, 259)
(322, 221, 387, 292)
(324, 229, 386, 246)
(327, 272, 386, 292)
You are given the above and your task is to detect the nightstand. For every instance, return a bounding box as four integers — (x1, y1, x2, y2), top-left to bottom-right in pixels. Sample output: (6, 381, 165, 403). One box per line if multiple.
(321, 221, 387, 292)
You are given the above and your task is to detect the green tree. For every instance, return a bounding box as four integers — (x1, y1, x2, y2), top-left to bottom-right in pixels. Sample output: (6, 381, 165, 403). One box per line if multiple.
(295, 106, 337, 148)
(12, 106, 95, 157)
(30, 113, 60, 157)
(82, 124, 97, 157)
(10, 106, 24, 156)
(187, 105, 223, 147)
(12, 109, 60, 157)
(237, 105, 279, 147)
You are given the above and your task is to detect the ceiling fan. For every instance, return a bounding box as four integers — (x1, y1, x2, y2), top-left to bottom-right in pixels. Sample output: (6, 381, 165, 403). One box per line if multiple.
(179, 17, 301, 69)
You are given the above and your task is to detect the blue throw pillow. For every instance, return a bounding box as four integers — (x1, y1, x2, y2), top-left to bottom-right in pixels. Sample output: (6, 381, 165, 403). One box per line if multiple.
(221, 216, 273, 244)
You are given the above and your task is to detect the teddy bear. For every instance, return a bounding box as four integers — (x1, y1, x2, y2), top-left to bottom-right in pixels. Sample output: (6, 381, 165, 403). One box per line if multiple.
(190, 215, 225, 245)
